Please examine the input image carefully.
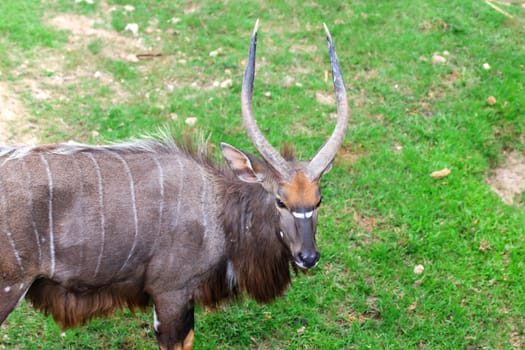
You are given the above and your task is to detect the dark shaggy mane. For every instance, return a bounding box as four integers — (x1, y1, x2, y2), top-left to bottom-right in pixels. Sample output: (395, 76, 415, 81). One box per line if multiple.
(26, 278, 150, 329)
(1, 129, 218, 168)
(220, 178, 294, 303)
(1, 131, 293, 183)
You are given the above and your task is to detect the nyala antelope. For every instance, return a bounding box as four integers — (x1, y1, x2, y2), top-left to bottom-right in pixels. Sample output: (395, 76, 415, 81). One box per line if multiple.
(0, 21, 348, 349)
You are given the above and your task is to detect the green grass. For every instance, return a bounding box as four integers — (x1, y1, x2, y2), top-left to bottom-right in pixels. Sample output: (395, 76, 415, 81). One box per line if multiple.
(1, 0, 525, 349)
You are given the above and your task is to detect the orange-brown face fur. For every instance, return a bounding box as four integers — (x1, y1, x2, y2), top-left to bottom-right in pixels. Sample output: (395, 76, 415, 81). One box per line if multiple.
(279, 171, 320, 209)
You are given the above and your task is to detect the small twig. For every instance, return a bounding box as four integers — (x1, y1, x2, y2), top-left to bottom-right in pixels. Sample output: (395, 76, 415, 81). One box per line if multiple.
(485, 0, 515, 18)
(136, 53, 163, 60)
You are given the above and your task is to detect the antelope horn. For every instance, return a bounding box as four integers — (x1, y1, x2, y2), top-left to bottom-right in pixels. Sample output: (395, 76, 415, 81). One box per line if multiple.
(241, 19, 292, 180)
(307, 24, 349, 181)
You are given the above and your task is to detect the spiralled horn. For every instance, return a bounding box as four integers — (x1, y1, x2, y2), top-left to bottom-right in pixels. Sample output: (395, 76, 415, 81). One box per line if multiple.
(241, 19, 292, 180)
(306, 24, 349, 181)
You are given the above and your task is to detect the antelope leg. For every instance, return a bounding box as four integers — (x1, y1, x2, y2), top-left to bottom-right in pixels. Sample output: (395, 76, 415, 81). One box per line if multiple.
(153, 291, 194, 350)
(0, 278, 31, 324)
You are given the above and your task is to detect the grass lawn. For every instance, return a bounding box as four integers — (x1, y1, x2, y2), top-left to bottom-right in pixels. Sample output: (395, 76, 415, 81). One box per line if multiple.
(1, 0, 525, 349)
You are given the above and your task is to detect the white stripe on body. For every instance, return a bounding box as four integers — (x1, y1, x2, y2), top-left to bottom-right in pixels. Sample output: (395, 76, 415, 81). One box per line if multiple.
(87, 153, 107, 277)
(39, 155, 56, 277)
(111, 152, 140, 273)
(0, 177, 25, 272)
(226, 260, 236, 290)
(174, 158, 184, 219)
(148, 155, 165, 256)
(199, 166, 209, 237)
(21, 160, 42, 266)
(153, 308, 161, 332)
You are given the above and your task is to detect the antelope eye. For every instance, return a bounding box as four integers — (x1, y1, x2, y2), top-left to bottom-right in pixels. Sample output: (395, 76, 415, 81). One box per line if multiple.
(276, 198, 287, 209)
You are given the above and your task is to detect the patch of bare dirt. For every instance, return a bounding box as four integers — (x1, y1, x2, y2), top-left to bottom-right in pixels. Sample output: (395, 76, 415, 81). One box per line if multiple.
(487, 151, 525, 205)
(1, 7, 150, 145)
(0, 82, 39, 145)
(46, 13, 144, 61)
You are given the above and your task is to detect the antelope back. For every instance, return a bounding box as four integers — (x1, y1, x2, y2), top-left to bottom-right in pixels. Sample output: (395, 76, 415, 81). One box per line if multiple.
(0, 142, 225, 284)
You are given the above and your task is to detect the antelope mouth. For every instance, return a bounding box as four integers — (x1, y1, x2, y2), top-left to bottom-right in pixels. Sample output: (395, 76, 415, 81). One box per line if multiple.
(293, 257, 320, 270)
(279, 231, 320, 270)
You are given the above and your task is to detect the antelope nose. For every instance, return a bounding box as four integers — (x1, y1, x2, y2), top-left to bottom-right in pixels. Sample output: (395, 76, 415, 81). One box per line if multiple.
(297, 251, 320, 269)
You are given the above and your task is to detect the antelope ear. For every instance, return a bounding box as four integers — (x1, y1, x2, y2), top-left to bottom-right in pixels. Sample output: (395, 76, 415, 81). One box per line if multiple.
(221, 143, 265, 183)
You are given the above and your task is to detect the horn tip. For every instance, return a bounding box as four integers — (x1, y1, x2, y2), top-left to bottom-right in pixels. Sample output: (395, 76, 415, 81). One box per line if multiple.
(253, 19, 260, 37)
(323, 23, 332, 41)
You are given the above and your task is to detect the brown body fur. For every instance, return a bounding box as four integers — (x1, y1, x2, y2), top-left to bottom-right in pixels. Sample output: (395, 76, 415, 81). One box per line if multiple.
(1, 138, 293, 335)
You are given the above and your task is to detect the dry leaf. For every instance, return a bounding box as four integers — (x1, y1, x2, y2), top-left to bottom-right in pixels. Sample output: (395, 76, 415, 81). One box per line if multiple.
(479, 240, 491, 252)
(430, 168, 451, 179)
(316, 91, 335, 105)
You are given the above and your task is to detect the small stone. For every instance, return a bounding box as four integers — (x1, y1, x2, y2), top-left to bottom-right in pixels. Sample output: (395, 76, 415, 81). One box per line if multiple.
(209, 48, 222, 57)
(124, 23, 139, 36)
(126, 54, 139, 62)
(185, 117, 197, 126)
(430, 168, 451, 179)
(93, 71, 101, 79)
(413, 264, 425, 275)
(482, 63, 491, 70)
(487, 96, 497, 105)
(264, 91, 271, 97)
(431, 54, 447, 65)
(220, 79, 232, 88)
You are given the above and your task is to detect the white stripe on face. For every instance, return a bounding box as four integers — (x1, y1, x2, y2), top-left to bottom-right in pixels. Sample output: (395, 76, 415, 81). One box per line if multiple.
(292, 210, 314, 219)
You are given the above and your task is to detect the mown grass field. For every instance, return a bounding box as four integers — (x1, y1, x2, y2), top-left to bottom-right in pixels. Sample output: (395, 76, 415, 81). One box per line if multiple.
(1, 0, 525, 349)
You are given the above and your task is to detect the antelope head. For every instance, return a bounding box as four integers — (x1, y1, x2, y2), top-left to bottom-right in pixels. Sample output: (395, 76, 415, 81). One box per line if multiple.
(221, 21, 348, 270)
